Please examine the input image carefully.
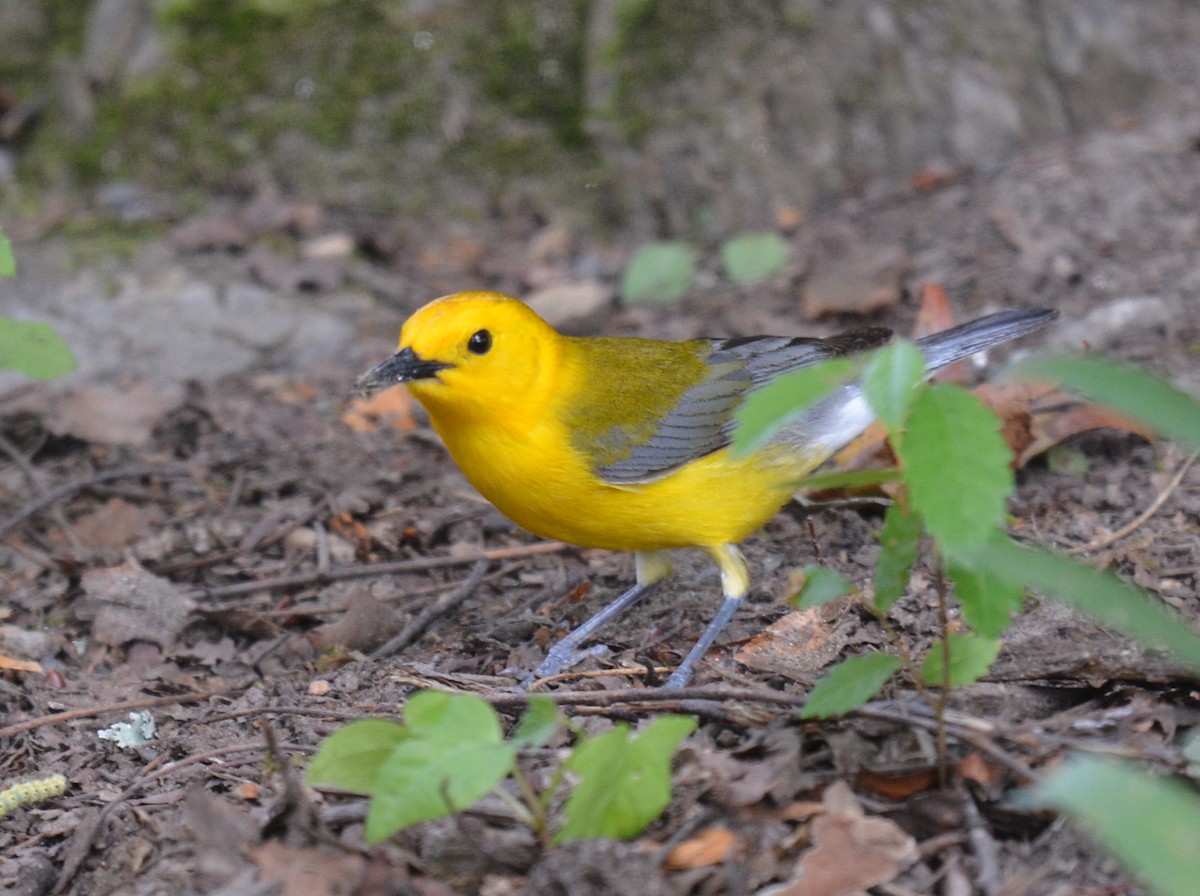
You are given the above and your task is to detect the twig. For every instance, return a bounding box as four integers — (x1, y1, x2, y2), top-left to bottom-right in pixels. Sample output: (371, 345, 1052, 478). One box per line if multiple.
(0, 463, 192, 535)
(52, 740, 310, 895)
(0, 690, 223, 739)
(193, 540, 570, 599)
(370, 558, 490, 660)
(960, 784, 1002, 896)
(150, 498, 329, 574)
(0, 430, 85, 554)
(1067, 449, 1198, 554)
(934, 559, 951, 787)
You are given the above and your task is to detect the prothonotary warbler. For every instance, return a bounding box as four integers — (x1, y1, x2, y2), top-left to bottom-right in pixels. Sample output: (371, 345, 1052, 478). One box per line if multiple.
(357, 292, 1056, 687)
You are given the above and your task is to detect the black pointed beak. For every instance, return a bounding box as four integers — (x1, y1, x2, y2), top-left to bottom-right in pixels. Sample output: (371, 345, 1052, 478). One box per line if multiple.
(355, 347, 452, 396)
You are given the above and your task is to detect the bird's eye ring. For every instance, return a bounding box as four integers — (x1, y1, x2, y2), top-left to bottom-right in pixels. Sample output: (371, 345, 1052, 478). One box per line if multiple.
(467, 330, 492, 355)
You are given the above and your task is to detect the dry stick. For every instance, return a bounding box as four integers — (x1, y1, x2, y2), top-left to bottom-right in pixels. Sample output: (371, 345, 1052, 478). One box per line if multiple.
(482, 685, 1038, 783)
(0, 463, 192, 535)
(0, 430, 86, 554)
(152, 497, 330, 575)
(0, 690, 223, 739)
(52, 740, 310, 895)
(1066, 448, 1198, 555)
(370, 558, 491, 660)
(194, 540, 570, 599)
(934, 560, 951, 788)
(960, 784, 1003, 896)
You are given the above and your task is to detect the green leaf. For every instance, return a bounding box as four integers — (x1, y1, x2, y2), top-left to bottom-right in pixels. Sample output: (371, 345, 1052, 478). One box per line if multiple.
(1027, 755, 1200, 896)
(801, 653, 903, 719)
(510, 695, 562, 750)
(363, 692, 517, 843)
(945, 538, 1025, 637)
(305, 719, 408, 793)
(557, 715, 695, 842)
(873, 502, 921, 611)
(619, 241, 696, 304)
(792, 564, 853, 609)
(861, 341, 926, 431)
(731, 358, 854, 458)
(720, 231, 787, 283)
(920, 633, 1001, 687)
(970, 537, 1200, 674)
(0, 233, 14, 277)
(0, 319, 77, 380)
(897, 384, 1013, 553)
(1015, 355, 1200, 450)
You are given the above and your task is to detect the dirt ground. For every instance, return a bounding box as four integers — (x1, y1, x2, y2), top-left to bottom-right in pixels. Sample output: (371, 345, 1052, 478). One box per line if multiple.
(2, 112, 1200, 896)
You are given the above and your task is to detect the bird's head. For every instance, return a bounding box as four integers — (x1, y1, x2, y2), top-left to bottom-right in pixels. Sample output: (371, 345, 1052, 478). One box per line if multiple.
(356, 291, 562, 424)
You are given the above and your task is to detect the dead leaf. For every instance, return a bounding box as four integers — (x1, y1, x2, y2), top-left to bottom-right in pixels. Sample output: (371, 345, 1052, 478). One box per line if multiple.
(309, 589, 403, 652)
(758, 781, 918, 896)
(735, 607, 850, 682)
(42, 381, 185, 446)
(342, 386, 416, 433)
(57, 497, 165, 551)
(855, 766, 938, 801)
(251, 841, 368, 896)
(1018, 397, 1156, 466)
(913, 283, 957, 339)
(956, 752, 1000, 789)
(78, 562, 196, 648)
(802, 240, 908, 319)
(0, 654, 44, 673)
(663, 825, 742, 870)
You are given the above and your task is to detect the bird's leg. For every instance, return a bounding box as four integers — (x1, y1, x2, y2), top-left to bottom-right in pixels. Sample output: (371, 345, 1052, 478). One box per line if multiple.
(532, 550, 672, 681)
(664, 544, 749, 688)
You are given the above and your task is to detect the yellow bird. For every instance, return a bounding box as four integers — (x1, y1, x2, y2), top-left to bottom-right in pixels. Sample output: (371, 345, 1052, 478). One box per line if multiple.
(357, 291, 1055, 687)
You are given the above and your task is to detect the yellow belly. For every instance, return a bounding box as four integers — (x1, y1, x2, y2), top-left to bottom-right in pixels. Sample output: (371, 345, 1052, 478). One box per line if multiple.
(435, 415, 823, 552)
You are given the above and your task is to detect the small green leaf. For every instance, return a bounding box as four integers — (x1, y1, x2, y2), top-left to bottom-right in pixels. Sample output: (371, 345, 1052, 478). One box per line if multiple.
(363, 691, 517, 843)
(306, 719, 408, 793)
(897, 384, 1013, 553)
(510, 695, 562, 750)
(792, 564, 853, 609)
(620, 241, 696, 304)
(403, 690, 503, 747)
(1027, 755, 1200, 896)
(967, 538, 1200, 674)
(0, 319, 77, 380)
(720, 231, 787, 283)
(0, 233, 14, 277)
(801, 653, 903, 719)
(1015, 355, 1200, 450)
(945, 538, 1025, 637)
(873, 501, 921, 611)
(732, 358, 854, 458)
(861, 340, 926, 431)
(367, 735, 516, 843)
(557, 715, 695, 842)
(920, 633, 1000, 686)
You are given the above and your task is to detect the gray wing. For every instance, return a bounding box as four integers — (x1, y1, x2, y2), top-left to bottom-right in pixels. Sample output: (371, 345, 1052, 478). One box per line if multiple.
(595, 329, 891, 484)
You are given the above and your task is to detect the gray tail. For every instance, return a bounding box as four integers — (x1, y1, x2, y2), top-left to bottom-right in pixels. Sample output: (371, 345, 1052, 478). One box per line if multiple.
(916, 308, 1058, 371)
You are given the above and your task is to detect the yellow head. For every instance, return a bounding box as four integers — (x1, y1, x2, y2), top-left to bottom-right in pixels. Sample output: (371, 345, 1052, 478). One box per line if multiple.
(356, 291, 564, 427)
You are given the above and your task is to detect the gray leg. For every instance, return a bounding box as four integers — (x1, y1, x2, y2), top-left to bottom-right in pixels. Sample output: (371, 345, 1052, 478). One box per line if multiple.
(664, 595, 742, 688)
(533, 580, 661, 680)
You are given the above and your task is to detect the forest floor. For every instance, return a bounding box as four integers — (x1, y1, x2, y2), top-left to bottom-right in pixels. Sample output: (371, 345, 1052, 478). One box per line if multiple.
(2, 109, 1200, 895)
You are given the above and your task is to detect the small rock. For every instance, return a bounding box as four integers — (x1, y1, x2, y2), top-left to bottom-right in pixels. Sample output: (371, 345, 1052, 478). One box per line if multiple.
(1048, 296, 1176, 353)
(525, 280, 611, 327)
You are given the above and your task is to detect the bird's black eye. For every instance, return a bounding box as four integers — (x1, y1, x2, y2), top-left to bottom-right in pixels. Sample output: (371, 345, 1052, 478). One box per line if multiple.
(467, 329, 492, 355)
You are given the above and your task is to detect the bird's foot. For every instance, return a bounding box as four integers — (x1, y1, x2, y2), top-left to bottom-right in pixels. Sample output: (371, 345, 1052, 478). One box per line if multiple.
(529, 642, 611, 684)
